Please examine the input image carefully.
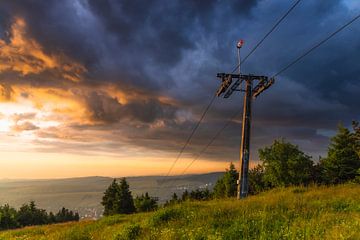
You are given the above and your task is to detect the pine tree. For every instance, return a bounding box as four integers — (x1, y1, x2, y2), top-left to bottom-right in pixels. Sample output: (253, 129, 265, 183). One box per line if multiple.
(101, 179, 121, 216)
(321, 124, 360, 184)
(0, 204, 18, 230)
(116, 178, 136, 214)
(223, 162, 238, 197)
(101, 178, 136, 215)
(213, 162, 238, 198)
(16, 201, 48, 226)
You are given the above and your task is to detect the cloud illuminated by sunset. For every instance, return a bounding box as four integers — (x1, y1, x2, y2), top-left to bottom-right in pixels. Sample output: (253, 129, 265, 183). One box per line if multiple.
(0, 0, 359, 179)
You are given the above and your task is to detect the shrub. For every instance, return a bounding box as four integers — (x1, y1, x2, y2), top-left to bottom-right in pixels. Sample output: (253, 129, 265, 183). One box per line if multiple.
(149, 208, 182, 226)
(115, 223, 141, 240)
(134, 192, 158, 212)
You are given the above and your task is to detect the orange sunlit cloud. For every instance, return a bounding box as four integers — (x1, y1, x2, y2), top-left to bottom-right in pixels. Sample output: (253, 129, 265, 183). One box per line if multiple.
(0, 17, 86, 82)
(0, 17, 228, 179)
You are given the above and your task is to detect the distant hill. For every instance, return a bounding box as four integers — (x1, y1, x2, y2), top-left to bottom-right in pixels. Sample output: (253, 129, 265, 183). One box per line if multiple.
(0, 172, 224, 218)
(1, 184, 359, 239)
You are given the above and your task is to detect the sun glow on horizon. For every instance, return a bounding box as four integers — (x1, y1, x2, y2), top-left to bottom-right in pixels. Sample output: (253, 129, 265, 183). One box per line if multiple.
(0, 16, 243, 179)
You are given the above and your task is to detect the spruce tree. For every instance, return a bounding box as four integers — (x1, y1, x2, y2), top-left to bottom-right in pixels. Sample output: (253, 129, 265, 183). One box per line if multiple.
(101, 179, 121, 216)
(321, 124, 360, 184)
(223, 162, 238, 197)
(116, 178, 136, 214)
(213, 162, 238, 198)
(0, 204, 18, 230)
(101, 178, 135, 215)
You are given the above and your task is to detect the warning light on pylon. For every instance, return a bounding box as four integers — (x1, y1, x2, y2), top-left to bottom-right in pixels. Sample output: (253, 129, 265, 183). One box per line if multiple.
(237, 39, 244, 49)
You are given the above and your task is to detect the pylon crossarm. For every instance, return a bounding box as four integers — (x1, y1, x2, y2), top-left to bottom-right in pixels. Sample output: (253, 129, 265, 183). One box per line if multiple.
(252, 77, 275, 98)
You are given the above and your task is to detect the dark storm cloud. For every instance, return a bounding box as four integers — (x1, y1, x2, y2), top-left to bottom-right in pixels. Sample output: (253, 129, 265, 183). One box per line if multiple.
(0, 0, 359, 161)
(84, 90, 177, 123)
(0, 0, 259, 89)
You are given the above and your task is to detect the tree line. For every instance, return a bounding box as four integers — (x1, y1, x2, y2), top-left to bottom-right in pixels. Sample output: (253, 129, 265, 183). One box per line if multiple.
(0, 201, 79, 230)
(101, 178, 158, 216)
(214, 122, 360, 197)
(101, 178, 215, 215)
(102, 122, 360, 214)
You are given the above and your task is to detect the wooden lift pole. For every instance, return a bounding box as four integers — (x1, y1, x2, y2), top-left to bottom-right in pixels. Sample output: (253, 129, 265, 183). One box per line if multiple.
(215, 40, 274, 199)
(238, 78, 252, 199)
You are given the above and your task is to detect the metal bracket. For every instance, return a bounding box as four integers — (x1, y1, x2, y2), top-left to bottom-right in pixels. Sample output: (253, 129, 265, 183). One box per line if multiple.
(216, 73, 274, 98)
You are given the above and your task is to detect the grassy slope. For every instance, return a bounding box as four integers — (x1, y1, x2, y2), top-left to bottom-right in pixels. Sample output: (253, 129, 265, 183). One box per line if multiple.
(0, 184, 359, 240)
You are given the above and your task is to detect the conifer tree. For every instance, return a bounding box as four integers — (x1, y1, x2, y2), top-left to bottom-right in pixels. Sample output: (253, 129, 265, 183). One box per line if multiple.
(223, 162, 238, 197)
(0, 204, 18, 230)
(213, 162, 238, 198)
(117, 178, 136, 214)
(101, 179, 121, 216)
(102, 178, 136, 215)
(321, 124, 360, 184)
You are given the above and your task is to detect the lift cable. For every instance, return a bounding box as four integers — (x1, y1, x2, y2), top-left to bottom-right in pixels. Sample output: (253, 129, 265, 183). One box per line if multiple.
(273, 13, 360, 78)
(175, 0, 303, 177)
(163, 94, 216, 178)
(161, 0, 302, 189)
(180, 110, 241, 175)
(164, 0, 302, 179)
(231, 0, 301, 73)
(177, 12, 360, 177)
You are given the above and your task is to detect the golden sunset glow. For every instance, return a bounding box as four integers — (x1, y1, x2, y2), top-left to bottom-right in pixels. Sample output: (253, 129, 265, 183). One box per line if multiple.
(0, 17, 230, 179)
(0, 0, 356, 181)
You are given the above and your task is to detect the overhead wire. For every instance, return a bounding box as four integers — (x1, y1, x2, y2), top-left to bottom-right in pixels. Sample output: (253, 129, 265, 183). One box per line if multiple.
(272, 13, 360, 78)
(176, 10, 360, 178)
(162, 0, 302, 181)
(180, 110, 241, 175)
(231, 0, 302, 73)
(162, 94, 217, 178)
(175, 0, 303, 178)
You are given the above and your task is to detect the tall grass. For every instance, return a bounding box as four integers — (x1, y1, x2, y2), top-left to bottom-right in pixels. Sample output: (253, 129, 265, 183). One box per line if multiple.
(0, 184, 359, 239)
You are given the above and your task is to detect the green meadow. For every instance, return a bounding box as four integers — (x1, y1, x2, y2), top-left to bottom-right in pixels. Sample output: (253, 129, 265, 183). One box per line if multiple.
(0, 184, 359, 240)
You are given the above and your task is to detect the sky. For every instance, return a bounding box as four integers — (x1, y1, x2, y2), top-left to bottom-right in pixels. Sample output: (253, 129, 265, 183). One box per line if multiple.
(0, 0, 359, 179)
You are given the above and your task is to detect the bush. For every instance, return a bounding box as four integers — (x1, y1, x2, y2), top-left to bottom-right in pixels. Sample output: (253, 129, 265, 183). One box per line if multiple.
(149, 208, 182, 226)
(134, 192, 158, 212)
(259, 139, 314, 187)
(115, 223, 141, 240)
